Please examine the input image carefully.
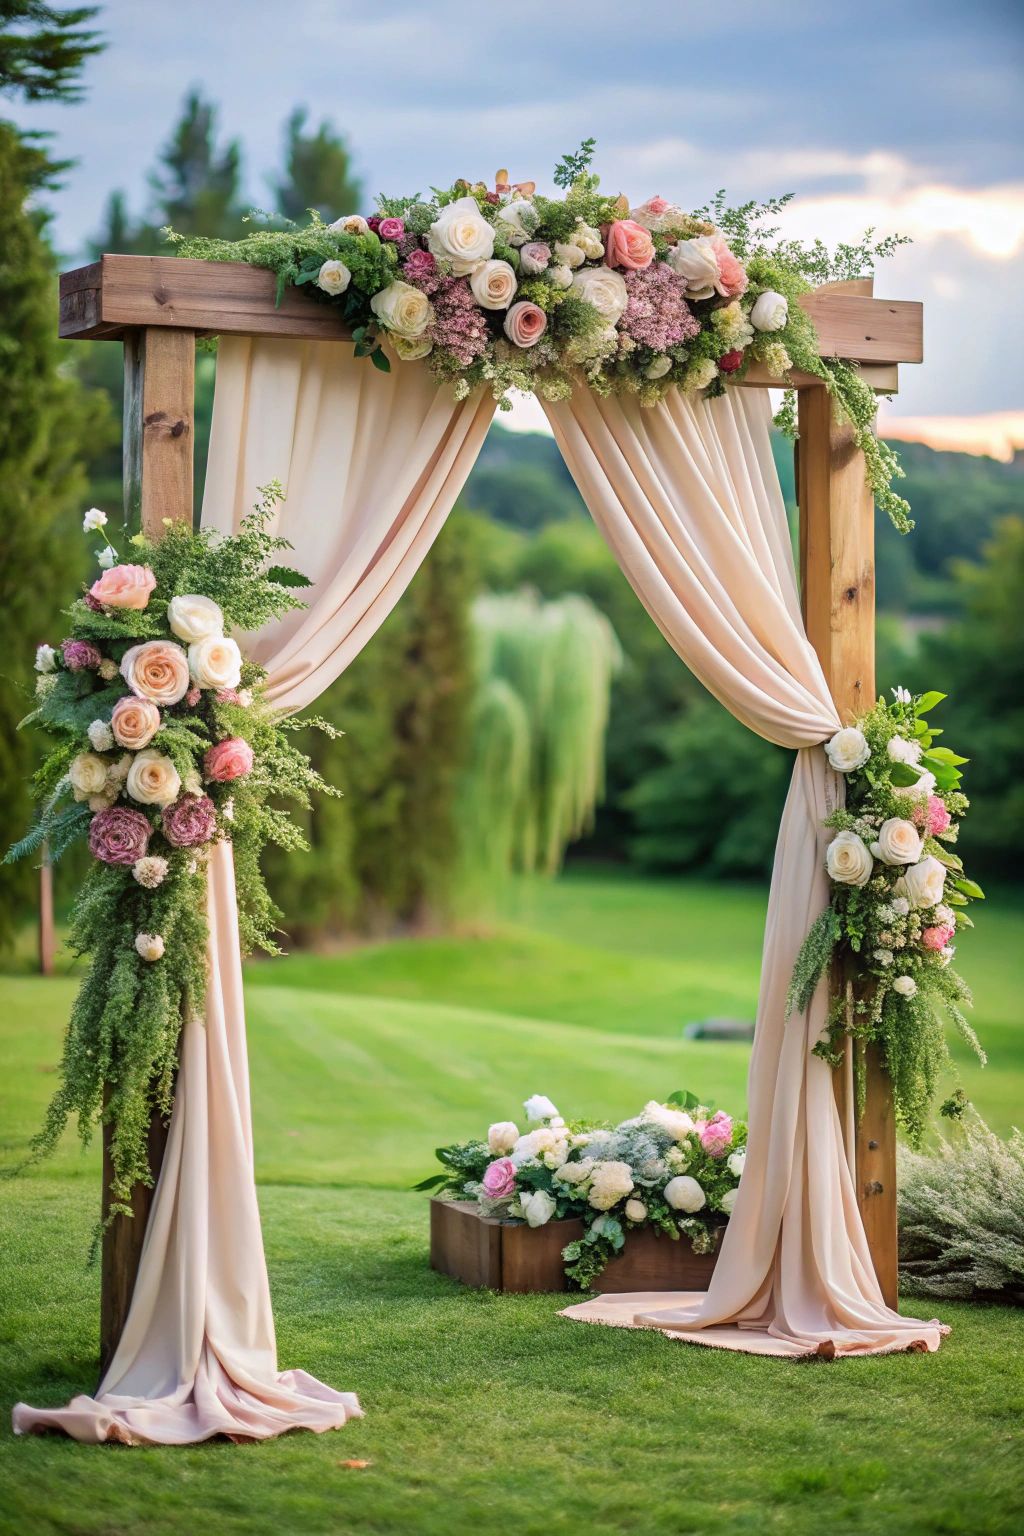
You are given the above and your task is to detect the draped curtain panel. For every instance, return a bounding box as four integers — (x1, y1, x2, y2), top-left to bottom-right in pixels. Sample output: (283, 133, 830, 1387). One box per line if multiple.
(544, 386, 945, 1356)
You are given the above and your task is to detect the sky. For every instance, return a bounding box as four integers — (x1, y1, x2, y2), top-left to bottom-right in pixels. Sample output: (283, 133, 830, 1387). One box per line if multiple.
(8, 0, 1024, 420)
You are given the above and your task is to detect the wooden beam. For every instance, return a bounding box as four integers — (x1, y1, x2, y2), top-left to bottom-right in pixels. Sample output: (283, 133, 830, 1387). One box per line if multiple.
(736, 360, 899, 394)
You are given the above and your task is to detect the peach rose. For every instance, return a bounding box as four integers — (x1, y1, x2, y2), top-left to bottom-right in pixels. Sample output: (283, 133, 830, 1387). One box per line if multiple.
(121, 640, 191, 705)
(708, 233, 747, 298)
(111, 694, 161, 750)
(503, 301, 547, 348)
(88, 564, 157, 611)
(603, 219, 655, 271)
(126, 748, 181, 807)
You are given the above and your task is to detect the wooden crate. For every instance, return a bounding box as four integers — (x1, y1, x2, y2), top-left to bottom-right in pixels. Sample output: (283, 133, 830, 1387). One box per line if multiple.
(430, 1199, 723, 1294)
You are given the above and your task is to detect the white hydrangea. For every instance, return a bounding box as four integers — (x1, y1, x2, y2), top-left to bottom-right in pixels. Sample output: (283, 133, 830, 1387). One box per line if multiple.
(87, 719, 114, 752)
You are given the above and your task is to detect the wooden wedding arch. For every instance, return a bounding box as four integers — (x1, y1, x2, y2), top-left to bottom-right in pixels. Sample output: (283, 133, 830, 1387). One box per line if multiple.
(58, 253, 924, 1371)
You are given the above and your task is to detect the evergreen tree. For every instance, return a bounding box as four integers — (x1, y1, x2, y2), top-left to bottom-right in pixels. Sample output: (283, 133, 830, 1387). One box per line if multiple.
(0, 1, 100, 102)
(271, 106, 361, 224)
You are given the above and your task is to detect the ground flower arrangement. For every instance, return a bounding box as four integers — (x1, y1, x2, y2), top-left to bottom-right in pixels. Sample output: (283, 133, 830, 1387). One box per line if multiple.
(7, 491, 338, 1231)
(417, 1091, 747, 1290)
(171, 139, 911, 530)
(790, 687, 985, 1144)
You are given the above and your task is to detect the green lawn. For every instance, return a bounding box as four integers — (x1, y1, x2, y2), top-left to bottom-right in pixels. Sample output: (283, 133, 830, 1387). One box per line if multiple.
(1, 872, 1022, 1535)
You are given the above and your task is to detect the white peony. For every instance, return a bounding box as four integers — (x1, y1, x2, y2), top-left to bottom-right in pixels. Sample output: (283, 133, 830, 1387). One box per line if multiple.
(524, 1093, 559, 1122)
(511, 1127, 560, 1166)
(494, 200, 537, 248)
(35, 644, 57, 673)
(665, 236, 720, 299)
(887, 735, 923, 765)
(645, 356, 672, 380)
(643, 1100, 695, 1141)
(664, 1175, 706, 1213)
(726, 1150, 746, 1178)
(329, 214, 370, 236)
(87, 719, 115, 753)
(469, 259, 517, 310)
(167, 594, 224, 644)
(519, 1188, 556, 1228)
(571, 264, 629, 323)
(903, 855, 946, 910)
(316, 259, 351, 296)
(487, 1121, 519, 1156)
(82, 507, 108, 532)
(547, 263, 573, 290)
(893, 975, 918, 997)
(825, 830, 874, 887)
(69, 752, 109, 800)
(870, 818, 923, 866)
(97, 545, 117, 570)
(554, 1158, 594, 1186)
(133, 856, 168, 889)
(134, 932, 165, 962)
(126, 748, 181, 807)
(188, 634, 243, 691)
(750, 291, 789, 332)
(624, 1198, 648, 1222)
(720, 1187, 739, 1216)
(588, 1161, 635, 1210)
(553, 240, 586, 269)
(370, 279, 433, 338)
(429, 196, 496, 271)
(825, 727, 871, 774)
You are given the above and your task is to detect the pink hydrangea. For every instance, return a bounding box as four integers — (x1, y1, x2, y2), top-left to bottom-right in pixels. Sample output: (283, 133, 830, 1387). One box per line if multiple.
(619, 263, 701, 352)
(922, 924, 956, 951)
(697, 1111, 734, 1157)
(482, 1158, 517, 1198)
(925, 796, 951, 836)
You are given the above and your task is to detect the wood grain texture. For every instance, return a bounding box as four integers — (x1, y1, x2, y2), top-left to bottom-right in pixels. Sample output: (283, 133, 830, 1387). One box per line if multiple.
(99, 1095, 173, 1382)
(430, 1200, 503, 1289)
(797, 292, 922, 364)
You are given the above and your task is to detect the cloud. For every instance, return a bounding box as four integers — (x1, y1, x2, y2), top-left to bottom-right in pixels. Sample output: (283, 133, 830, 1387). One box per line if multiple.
(775, 182, 1024, 259)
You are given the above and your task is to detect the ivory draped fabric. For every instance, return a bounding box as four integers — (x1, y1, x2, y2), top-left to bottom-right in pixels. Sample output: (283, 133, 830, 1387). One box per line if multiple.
(13, 338, 496, 1444)
(543, 386, 945, 1356)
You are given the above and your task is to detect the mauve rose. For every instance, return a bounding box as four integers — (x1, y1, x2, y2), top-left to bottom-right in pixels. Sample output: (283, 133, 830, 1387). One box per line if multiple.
(481, 1158, 517, 1198)
(61, 639, 102, 671)
(111, 694, 161, 750)
(718, 350, 744, 373)
(88, 806, 152, 865)
(503, 300, 547, 347)
(403, 248, 436, 281)
(378, 216, 405, 241)
(204, 736, 254, 782)
(698, 1111, 734, 1157)
(603, 218, 655, 271)
(162, 794, 217, 848)
(366, 216, 382, 233)
(88, 564, 157, 611)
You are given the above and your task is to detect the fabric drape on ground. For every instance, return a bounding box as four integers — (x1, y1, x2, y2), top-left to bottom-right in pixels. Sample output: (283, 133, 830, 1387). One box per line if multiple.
(13, 339, 496, 1444)
(543, 386, 945, 1357)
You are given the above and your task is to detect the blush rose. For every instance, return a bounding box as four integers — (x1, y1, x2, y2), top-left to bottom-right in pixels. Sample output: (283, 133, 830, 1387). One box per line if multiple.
(88, 564, 157, 611)
(111, 694, 161, 750)
(503, 301, 547, 347)
(121, 639, 191, 705)
(204, 737, 254, 782)
(603, 219, 655, 271)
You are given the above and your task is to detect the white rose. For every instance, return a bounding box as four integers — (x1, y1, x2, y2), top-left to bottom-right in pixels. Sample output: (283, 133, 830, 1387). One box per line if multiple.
(429, 195, 496, 271)
(904, 855, 946, 910)
(510, 1127, 560, 1166)
(749, 291, 789, 332)
(554, 241, 586, 269)
(571, 264, 629, 323)
(573, 220, 604, 259)
(494, 200, 537, 248)
(87, 719, 114, 752)
(391, 334, 433, 362)
(666, 236, 720, 299)
(524, 1094, 559, 1122)
(726, 1150, 746, 1178)
(588, 1161, 635, 1211)
(69, 752, 109, 800)
(82, 507, 107, 532)
(133, 855, 168, 889)
(664, 1175, 706, 1213)
(547, 263, 573, 290)
(870, 818, 923, 866)
(519, 242, 551, 276)
(720, 1187, 739, 1216)
(188, 634, 243, 690)
(369, 279, 433, 338)
(329, 214, 370, 236)
(825, 830, 874, 887)
(97, 545, 117, 570)
(554, 1158, 594, 1186)
(469, 259, 518, 310)
(316, 259, 351, 296)
(825, 727, 871, 774)
(887, 735, 923, 765)
(643, 1101, 695, 1140)
(134, 932, 165, 962)
(893, 975, 917, 997)
(35, 644, 57, 673)
(167, 594, 224, 644)
(488, 1121, 519, 1156)
(126, 748, 181, 807)
(519, 1188, 556, 1228)
(624, 1198, 648, 1222)
(645, 356, 672, 380)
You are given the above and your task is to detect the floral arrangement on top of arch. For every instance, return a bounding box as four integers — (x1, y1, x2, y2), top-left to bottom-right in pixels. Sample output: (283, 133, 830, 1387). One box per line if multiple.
(171, 139, 912, 531)
(416, 1090, 748, 1292)
(5, 491, 338, 1235)
(789, 687, 985, 1145)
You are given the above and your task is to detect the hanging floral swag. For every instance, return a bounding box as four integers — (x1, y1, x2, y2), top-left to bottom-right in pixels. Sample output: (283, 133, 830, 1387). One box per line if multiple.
(789, 688, 985, 1146)
(169, 140, 913, 533)
(5, 489, 339, 1235)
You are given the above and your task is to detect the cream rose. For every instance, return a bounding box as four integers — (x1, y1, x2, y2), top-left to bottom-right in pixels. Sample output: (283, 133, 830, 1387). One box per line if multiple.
(69, 752, 109, 800)
(826, 830, 874, 886)
(494, 200, 537, 248)
(870, 818, 924, 866)
(188, 634, 243, 691)
(573, 220, 604, 260)
(121, 640, 190, 705)
(547, 263, 573, 290)
(369, 279, 433, 338)
(126, 748, 181, 807)
(111, 694, 161, 751)
(826, 727, 871, 773)
(329, 214, 370, 236)
(571, 264, 629, 323)
(554, 240, 586, 269)
(487, 1121, 519, 1156)
(664, 1175, 706, 1213)
(428, 196, 495, 271)
(518, 242, 551, 276)
(903, 855, 946, 909)
(167, 594, 224, 644)
(317, 259, 351, 296)
(391, 334, 433, 362)
(519, 1189, 556, 1228)
(666, 237, 720, 299)
(750, 290, 789, 331)
(469, 259, 518, 310)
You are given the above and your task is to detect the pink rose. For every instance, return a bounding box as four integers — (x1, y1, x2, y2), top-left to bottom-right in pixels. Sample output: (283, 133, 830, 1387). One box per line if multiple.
(708, 233, 747, 298)
(404, 248, 436, 282)
(111, 694, 161, 750)
(482, 1158, 517, 1198)
(603, 219, 655, 271)
(503, 300, 547, 348)
(718, 349, 744, 374)
(378, 217, 405, 241)
(204, 736, 254, 782)
(88, 564, 157, 612)
(640, 196, 669, 217)
(697, 1111, 734, 1158)
(922, 924, 955, 951)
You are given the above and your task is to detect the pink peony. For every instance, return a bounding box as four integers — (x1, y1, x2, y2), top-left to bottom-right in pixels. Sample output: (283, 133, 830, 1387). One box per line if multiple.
(378, 216, 405, 241)
(922, 924, 956, 951)
(603, 218, 655, 271)
(697, 1111, 734, 1157)
(62, 639, 102, 672)
(403, 248, 437, 282)
(503, 300, 547, 348)
(88, 806, 152, 865)
(718, 349, 744, 374)
(162, 794, 217, 847)
(708, 233, 747, 298)
(204, 736, 254, 782)
(482, 1158, 517, 1198)
(88, 564, 157, 612)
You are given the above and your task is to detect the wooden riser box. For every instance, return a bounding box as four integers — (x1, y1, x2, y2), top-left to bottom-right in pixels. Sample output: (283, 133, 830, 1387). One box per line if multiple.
(430, 1199, 724, 1294)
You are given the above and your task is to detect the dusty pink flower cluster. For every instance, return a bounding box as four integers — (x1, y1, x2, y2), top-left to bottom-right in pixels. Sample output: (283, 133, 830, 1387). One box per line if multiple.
(62, 639, 102, 672)
(89, 806, 152, 865)
(426, 276, 492, 367)
(912, 795, 952, 837)
(619, 263, 700, 353)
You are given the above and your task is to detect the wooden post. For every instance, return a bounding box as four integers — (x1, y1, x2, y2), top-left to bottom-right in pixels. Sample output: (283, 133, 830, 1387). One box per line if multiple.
(39, 854, 55, 977)
(98, 326, 194, 1379)
(796, 330, 899, 1310)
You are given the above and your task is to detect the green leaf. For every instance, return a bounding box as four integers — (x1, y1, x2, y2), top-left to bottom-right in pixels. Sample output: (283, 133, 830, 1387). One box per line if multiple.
(954, 878, 985, 900)
(411, 1173, 448, 1191)
(266, 565, 313, 588)
(370, 347, 392, 373)
(667, 1090, 701, 1111)
(914, 691, 946, 714)
(924, 748, 969, 766)
(889, 762, 922, 787)
(351, 325, 367, 345)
